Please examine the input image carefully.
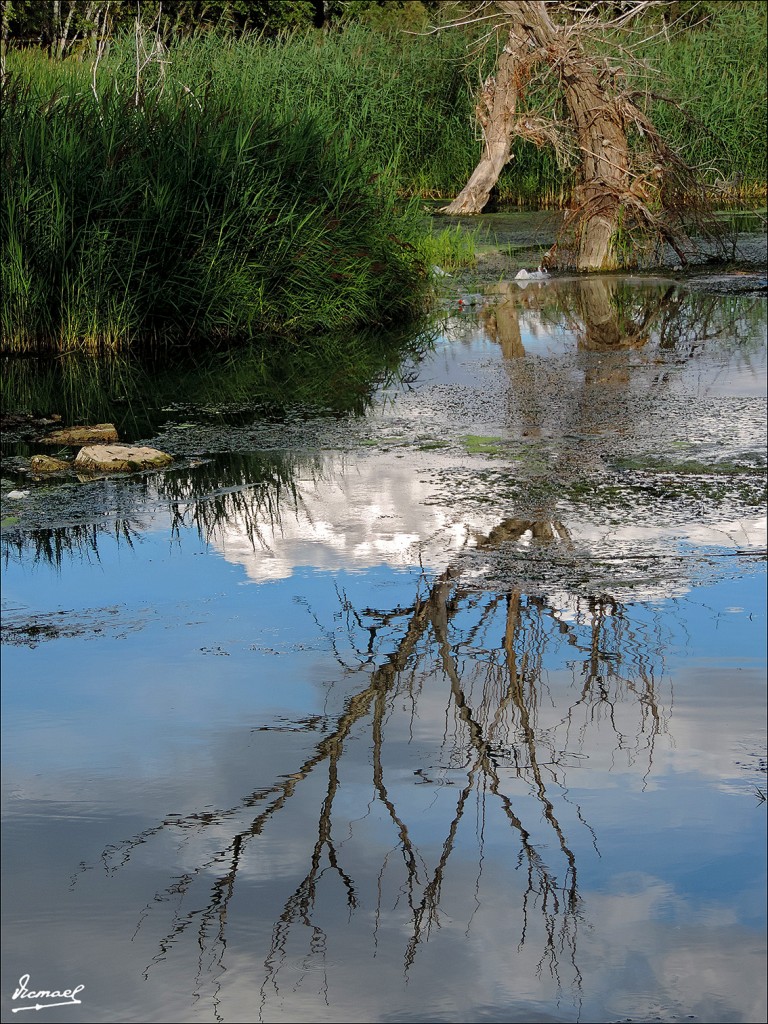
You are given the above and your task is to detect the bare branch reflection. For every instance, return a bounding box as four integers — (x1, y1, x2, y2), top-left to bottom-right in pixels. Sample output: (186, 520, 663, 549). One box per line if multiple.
(72, 514, 678, 1018)
(18, 278, 761, 1017)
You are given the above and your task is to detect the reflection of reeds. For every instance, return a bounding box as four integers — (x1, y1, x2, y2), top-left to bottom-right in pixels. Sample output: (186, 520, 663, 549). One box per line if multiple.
(1, 353, 151, 438)
(0, 452, 327, 571)
(1, 520, 140, 570)
(160, 453, 322, 551)
(1, 325, 437, 438)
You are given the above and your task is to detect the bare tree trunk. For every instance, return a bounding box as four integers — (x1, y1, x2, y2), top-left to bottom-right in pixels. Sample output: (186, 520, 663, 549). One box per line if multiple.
(443, 1, 635, 270)
(0, 0, 9, 84)
(559, 64, 630, 271)
(440, 44, 520, 215)
(501, 2, 632, 269)
(52, 0, 62, 50)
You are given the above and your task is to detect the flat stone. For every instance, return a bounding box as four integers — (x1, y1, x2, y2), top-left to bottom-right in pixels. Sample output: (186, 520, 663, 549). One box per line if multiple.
(74, 445, 173, 473)
(40, 423, 119, 445)
(30, 455, 71, 473)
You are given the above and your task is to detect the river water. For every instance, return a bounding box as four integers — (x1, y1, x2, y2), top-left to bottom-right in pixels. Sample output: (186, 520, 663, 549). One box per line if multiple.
(1, 271, 766, 1023)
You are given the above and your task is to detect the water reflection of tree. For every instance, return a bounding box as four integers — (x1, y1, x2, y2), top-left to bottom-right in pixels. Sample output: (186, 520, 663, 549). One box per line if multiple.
(29, 279, 751, 1014)
(486, 276, 767, 357)
(479, 275, 767, 489)
(77, 519, 673, 1018)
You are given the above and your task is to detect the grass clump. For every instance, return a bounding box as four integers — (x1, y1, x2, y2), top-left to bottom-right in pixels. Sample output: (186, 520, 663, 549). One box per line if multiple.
(461, 435, 506, 457)
(1, 44, 432, 354)
(636, 2, 767, 198)
(418, 223, 479, 271)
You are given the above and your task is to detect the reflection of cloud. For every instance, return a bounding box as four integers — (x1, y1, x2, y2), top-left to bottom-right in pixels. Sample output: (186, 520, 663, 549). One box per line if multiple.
(573, 516, 767, 552)
(124, 842, 763, 1024)
(648, 662, 767, 794)
(213, 453, 502, 582)
(209, 449, 765, 613)
(582, 874, 767, 1023)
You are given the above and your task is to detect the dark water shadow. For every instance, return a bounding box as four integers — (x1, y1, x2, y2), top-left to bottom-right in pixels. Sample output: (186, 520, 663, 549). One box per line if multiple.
(0, 323, 438, 448)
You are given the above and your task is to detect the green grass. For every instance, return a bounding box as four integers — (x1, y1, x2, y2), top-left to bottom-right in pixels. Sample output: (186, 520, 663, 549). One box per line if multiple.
(417, 222, 479, 270)
(2, 10, 764, 355)
(461, 435, 506, 457)
(99, 26, 480, 203)
(1, 43, 436, 353)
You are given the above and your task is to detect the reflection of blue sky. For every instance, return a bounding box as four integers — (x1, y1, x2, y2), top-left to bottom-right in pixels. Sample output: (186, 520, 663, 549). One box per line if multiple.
(2, 513, 765, 1022)
(2, 280, 766, 1023)
(1, 527, 426, 783)
(661, 574, 766, 661)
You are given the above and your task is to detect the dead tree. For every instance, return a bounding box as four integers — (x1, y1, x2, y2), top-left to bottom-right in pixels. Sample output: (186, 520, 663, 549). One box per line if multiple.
(439, 1, 715, 271)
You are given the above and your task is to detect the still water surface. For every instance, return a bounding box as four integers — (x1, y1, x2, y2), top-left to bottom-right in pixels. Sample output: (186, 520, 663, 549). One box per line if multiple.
(1, 275, 766, 1023)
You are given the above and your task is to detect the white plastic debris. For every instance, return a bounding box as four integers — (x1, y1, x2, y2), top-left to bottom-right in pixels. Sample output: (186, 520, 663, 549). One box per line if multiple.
(516, 266, 549, 280)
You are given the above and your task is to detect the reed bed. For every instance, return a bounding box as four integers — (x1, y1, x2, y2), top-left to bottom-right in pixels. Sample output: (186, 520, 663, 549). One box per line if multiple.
(2, 9, 764, 355)
(228, 10, 765, 207)
(632, 2, 767, 198)
(2, 44, 436, 354)
(118, 27, 480, 202)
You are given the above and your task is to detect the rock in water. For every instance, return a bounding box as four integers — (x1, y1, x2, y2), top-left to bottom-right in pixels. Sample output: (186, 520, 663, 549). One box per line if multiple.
(40, 423, 119, 445)
(30, 455, 71, 473)
(74, 445, 173, 473)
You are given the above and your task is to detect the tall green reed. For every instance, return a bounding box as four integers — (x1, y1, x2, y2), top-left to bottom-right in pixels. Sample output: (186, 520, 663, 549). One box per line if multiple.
(637, 3, 767, 195)
(2, 42, 433, 353)
(222, 13, 766, 207)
